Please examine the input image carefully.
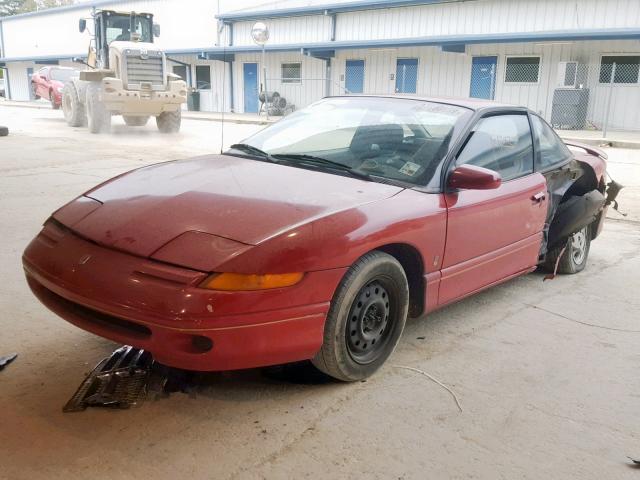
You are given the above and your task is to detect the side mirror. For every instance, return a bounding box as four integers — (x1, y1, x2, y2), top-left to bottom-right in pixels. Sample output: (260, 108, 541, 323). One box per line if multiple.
(79, 19, 87, 33)
(448, 164, 501, 190)
(153, 24, 161, 38)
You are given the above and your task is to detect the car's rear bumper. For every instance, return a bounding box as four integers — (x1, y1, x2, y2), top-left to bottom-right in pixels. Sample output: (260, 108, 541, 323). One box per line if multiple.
(23, 221, 343, 371)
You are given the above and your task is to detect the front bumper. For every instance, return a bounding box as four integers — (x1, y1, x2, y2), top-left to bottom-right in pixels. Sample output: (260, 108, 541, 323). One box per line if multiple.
(23, 221, 344, 371)
(101, 78, 187, 115)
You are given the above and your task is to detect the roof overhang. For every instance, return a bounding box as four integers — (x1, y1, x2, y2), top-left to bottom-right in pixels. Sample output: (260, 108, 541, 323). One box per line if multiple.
(2, 28, 638, 65)
(165, 28, 640, 57)
(0, 53, 84, 64)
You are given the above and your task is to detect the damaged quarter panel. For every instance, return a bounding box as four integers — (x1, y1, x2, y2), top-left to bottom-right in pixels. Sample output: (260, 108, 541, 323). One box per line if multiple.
(530, 115, 609, 257)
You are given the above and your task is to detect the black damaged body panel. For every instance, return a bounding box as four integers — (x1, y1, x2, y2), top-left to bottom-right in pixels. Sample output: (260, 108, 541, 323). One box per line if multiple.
(539, 155, 611, 260)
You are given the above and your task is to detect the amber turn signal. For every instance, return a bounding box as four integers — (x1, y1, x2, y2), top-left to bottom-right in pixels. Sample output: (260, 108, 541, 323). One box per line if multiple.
(199, 272, 304, 291)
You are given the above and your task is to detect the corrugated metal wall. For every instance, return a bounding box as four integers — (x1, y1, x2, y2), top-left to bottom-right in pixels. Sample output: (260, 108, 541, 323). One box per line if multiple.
(232, 52, 326, 112)
(333, 0, 640, 41)
(233, 16, 331, 46)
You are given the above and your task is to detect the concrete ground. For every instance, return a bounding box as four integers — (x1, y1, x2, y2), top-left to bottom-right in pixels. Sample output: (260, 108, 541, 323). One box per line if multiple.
(0, 105, 639, 480)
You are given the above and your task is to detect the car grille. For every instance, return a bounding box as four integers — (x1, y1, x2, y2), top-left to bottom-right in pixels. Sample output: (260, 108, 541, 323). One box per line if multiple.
(125, 52, 164, 88)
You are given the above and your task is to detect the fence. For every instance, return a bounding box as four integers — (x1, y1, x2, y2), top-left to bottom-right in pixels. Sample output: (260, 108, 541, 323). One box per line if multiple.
(256, 61, 640, 136)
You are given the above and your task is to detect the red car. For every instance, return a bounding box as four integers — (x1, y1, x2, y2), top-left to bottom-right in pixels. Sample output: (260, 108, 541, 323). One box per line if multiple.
(23, 96, 618, 381)
(31, 66, 78, 109)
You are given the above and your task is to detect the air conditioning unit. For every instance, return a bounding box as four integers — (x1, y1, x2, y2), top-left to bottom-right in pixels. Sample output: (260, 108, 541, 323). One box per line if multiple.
(557, 61, 581, 88)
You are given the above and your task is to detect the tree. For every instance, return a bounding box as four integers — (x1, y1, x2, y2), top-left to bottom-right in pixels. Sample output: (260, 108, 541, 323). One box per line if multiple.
(0, 0, 25, 17)
(0, 0, 74, 17)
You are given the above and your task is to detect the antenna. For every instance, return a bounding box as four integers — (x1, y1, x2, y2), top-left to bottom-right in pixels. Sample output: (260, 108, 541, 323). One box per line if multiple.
(219, 3, 226, 155)
(220, 42, 225, 155)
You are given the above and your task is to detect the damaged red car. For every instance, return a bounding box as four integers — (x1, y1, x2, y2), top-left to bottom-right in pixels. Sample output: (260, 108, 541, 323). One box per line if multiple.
(23, 96, 620, 381)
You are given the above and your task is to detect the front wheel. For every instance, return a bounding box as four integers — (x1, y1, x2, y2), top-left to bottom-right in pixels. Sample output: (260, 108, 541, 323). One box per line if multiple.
(62, 83, 86, 127)
(312, 251, 409, 381)
(156, 110, 181, 133)
(545, 226, 591, 274)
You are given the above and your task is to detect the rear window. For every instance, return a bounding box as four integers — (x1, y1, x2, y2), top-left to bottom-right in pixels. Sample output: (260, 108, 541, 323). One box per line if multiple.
(50, 69, 77, 82)
(530, 115, 572, 170)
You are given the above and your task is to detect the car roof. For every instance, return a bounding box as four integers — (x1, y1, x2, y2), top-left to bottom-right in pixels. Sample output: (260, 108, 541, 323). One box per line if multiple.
(329, 94, 523, 112)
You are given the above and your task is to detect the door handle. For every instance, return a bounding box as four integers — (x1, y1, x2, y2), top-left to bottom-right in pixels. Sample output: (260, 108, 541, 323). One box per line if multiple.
(531, 191, 546, 203)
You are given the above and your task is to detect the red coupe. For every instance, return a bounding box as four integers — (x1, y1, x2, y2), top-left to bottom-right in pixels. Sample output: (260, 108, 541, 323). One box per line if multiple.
(23, 96, 618, 381)
(31, 66, 78, 109)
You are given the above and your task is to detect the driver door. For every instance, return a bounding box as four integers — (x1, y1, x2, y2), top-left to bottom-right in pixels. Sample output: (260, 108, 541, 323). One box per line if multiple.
(439, 113, 548, 305)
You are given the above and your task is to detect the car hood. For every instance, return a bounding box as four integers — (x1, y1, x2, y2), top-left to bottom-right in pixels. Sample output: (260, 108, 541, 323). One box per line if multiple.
(53, 154, 403, 258)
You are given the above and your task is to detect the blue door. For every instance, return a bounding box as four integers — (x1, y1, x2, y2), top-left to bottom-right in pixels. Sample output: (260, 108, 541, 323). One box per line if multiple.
(395, 58, 418, 93)
(470, 56, 497, 100)
(345, 60, 364, 94)
(27, 67, 34, 100)
(243, 63, 258, 113)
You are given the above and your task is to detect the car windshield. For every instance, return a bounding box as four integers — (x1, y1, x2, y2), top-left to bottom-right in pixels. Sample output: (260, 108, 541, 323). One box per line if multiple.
(234, 97, 471, 186)
(50, 69, 77, 82)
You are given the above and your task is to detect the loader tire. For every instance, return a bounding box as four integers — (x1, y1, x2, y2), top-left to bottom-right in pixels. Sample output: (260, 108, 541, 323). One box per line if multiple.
(86, 83, 111, 134)
(156, 109, 181, 133)
(123, 115, 149, 127)
(62, 83, 86, 127)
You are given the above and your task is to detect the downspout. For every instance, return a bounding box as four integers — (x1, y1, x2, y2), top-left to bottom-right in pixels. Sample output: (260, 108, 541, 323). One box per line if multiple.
(0, 19, 10, 100)
(228, 57, 234, 112)
(328, 13, 336, 97)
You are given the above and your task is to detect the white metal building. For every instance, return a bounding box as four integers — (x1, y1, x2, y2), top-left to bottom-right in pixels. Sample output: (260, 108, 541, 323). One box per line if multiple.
(1, 0, 640, 130)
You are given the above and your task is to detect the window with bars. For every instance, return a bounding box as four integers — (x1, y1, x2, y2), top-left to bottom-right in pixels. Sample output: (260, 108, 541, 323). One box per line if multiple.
(281, 63, 302, 84)
(505, 57, 540, 83)
(599, 55, 640, 84)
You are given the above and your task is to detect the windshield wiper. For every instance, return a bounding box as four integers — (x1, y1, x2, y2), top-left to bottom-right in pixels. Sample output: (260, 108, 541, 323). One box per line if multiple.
(228, 143, 278, 163)
(271, 153, 372, 181)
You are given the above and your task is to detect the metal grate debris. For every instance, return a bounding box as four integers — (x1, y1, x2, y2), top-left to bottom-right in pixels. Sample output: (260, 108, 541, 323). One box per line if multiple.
(63, 345, 154, 412)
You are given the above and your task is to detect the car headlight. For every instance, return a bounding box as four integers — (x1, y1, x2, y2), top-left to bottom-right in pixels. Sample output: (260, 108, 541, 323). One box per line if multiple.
(199, 272, 304, 291)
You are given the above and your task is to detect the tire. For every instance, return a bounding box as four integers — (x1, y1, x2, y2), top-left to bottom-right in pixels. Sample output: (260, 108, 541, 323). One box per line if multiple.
(31, 83, 40, 100)
(62, 83, 86, 127)
(50, 90, 60, 110)
(86, 83, 111, 134)
(0, 126, 8, 137)
(156, 109, 181, 133)
(544, 226, 591, 274)
(123, 115, 150, 127)
(312, 251, 409, 381)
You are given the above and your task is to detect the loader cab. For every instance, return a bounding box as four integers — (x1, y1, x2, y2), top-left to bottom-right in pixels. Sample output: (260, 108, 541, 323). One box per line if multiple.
(84, 11, 156, 69)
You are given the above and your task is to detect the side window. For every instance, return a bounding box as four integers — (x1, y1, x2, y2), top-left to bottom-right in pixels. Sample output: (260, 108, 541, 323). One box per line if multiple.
(530, 115, 572, 170)
(456, 114, 534, 181)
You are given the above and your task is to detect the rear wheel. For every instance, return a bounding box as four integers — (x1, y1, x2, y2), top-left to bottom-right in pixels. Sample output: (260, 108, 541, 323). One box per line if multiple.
(545, 226, 591, 274)
(86, 83, 111, 134)
(156, 109, 181, 133)
(62, 83, 86, 127)
(50, 90, 60, 110)
(123, 115, 149, 127)
(312, 251, 409, 381)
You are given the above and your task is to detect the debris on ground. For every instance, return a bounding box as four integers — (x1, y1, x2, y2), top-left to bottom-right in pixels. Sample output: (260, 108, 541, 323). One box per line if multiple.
(63, 346, 202, 412)
(63, 345, 154, 412)
(628, 456, 640, 467)
(393, 364, 463, 413)
(0, 353, 18, 371)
